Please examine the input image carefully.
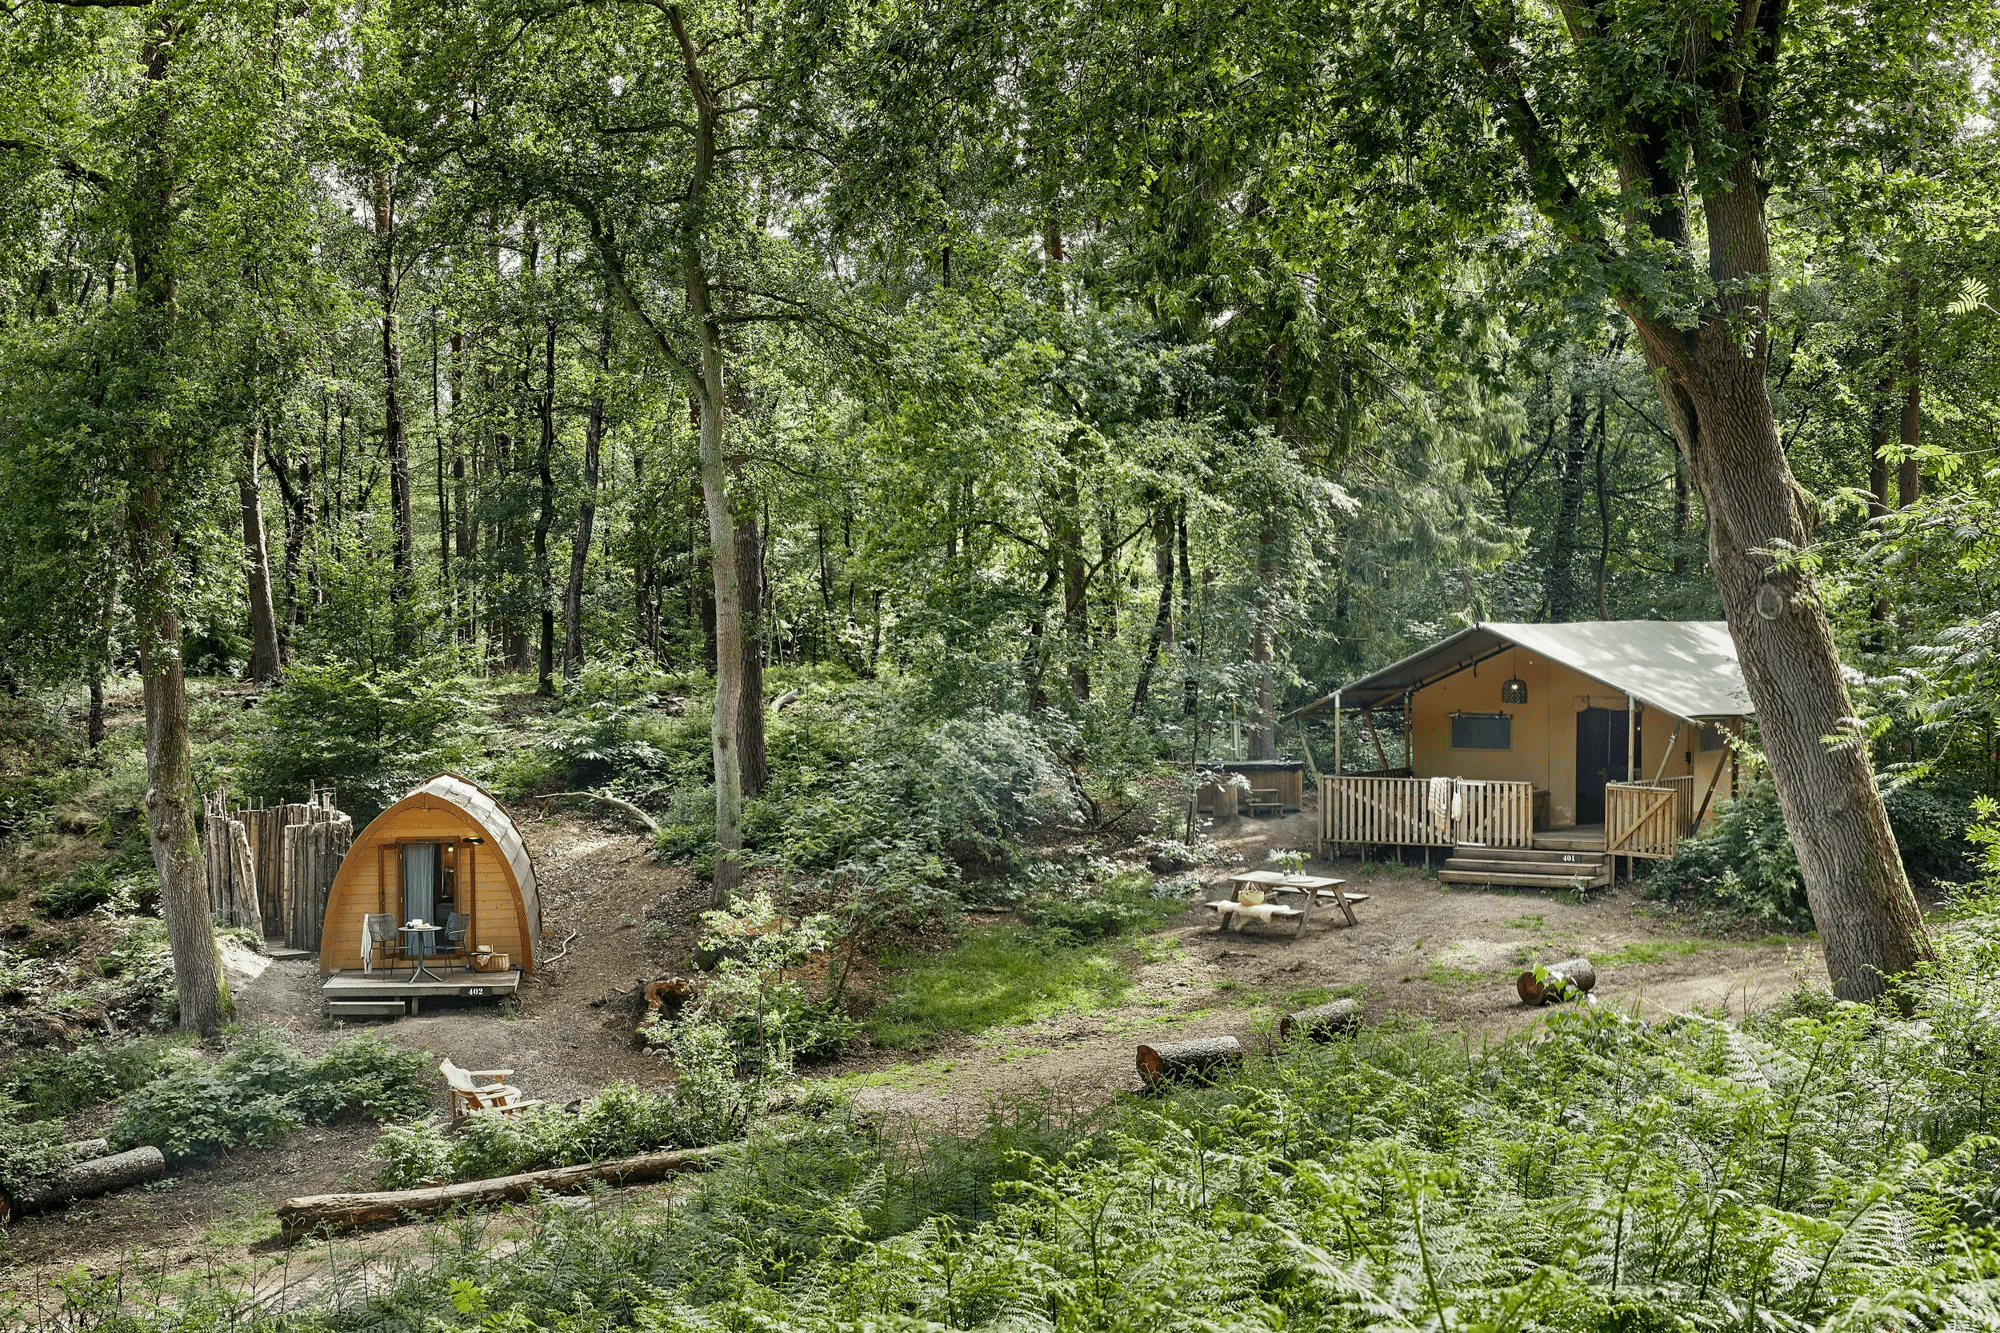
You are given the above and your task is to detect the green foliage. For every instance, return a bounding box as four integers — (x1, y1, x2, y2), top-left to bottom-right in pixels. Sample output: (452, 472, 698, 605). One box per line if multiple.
(107, 1031, 430, 1163)
(0, 1034, 188, 1122)
(867, 923, 1140, 1048)
(648, 893, 855, 1073)
(238, 664, 480, 812)
(35, 852, 153, 919)
(1884, 779, 1978, 889)
(370, 1080, 747, 1190)
(1644, 773, 1810, 928)
(1019, 867, 1182, 946)
(0, 1093, 76, 1207)
(77, 906, 2000, 1331)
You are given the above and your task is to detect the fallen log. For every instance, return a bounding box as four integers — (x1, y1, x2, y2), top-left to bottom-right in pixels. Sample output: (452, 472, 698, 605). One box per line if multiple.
(0, 1145, 166, 1222)
(1279, 998, 1360, 1043)
(276, 1140, 741, 1242)
(1517, 958, 1598, 1006)
(1137, 1036, 1243, 1087)
(531, 791, 659, 835)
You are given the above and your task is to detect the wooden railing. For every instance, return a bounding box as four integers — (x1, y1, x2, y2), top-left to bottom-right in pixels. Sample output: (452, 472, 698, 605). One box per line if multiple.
(1605, 775, 1694, 860)
(1454, 780, 1535, 848)
(1320, 777, 1534, 852)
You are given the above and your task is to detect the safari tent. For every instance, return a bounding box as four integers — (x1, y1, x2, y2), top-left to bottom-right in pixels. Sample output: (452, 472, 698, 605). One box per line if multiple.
(1301, 621, 1751, 885)
(317, 773, 542, 1010)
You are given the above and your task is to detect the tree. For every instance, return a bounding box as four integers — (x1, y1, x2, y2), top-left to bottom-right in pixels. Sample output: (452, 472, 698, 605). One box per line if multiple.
(1430, 0, 1995, 997)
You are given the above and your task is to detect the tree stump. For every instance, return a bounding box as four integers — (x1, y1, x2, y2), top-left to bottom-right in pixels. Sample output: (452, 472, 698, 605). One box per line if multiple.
(1137, 1036, 1243, 1087)
(0, 1146, 166, 1222)
(1517, 958, 1598, 1005)
(1279, 998, 1360, 1042)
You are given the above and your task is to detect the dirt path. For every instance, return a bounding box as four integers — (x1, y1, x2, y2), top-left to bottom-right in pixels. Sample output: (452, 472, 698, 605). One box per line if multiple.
(824, 809, 1816, 1125)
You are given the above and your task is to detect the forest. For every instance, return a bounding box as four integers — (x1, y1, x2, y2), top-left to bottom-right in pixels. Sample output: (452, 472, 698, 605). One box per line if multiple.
(5, 0, 2000, 1325)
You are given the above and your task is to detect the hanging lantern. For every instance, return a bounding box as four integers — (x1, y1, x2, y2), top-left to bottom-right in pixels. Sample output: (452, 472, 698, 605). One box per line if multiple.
(1500, 677, 1528, 704)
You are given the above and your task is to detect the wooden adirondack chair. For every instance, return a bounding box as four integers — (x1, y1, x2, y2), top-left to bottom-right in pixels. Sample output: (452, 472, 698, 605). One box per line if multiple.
(439, 1058, 543, 1120)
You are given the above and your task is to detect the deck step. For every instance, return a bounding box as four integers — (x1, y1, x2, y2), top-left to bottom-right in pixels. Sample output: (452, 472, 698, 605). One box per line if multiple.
(1443, 857, 1598, 877)
(1438, 868, 1609, 889)
(327, 1000, 406, 1019)
(1454, 845, 1605, 865)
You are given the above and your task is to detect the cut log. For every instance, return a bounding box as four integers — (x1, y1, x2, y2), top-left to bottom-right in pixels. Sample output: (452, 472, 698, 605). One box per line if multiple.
(1517, 957, 1598, 1006)
(1137, 1036, 1243, 1087)
(1279, 998, 1360, 1042)
(275, 1141, 741, 1241)
(0, 1145, 167, 1222)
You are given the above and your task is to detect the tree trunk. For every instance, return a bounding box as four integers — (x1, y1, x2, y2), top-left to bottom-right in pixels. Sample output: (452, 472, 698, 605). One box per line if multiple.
(1631, 189, 1931, 1001)
(239, 425, 282, 684)
(1136, 1036, 1242, 1086)
(1132, 501, 1175, 711)
(1248, 518, 1276, 760)
(276, 1142, 742, 1241)
(0, 1146, 166, 1222)
(564, 297, 611, 681)
(87, 566, 118, 748)
(129, 12, 222, 1038)
(1178, 508, 1196, 716)
(1546, 384, 1588, 620)
(735, 514, 767, 799)
(536, 303, 558, 697)
(373, 176, 414, 603)
(1591, 395, 1610, 618)
(1056, 462, 1090, 702)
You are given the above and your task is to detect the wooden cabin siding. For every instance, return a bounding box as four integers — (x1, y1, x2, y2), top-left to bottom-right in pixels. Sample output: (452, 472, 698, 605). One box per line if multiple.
(318, 792, 536, 974)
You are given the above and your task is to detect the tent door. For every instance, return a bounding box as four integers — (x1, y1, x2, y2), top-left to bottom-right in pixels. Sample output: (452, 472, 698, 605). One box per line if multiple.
(1575, 708, 1632, 824)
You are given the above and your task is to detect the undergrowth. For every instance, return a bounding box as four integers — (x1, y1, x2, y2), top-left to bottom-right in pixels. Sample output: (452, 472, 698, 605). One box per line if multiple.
(38, 899, 2000, 1330)
(107, 1030, 431, 1163)
(867, 872, 1184, 1048)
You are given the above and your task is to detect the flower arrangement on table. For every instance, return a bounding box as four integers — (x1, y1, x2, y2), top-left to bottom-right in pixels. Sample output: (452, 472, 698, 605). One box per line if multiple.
(1266, 848, 1307, 878)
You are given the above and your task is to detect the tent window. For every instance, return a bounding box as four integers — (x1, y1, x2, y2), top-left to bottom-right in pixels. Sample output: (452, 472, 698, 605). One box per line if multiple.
(1450, 712, 1511, 750)
(1699, 724, 1729, 751)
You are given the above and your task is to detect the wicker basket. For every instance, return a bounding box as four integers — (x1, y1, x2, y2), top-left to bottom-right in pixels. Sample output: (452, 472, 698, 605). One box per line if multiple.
(471, 952, 509, 973)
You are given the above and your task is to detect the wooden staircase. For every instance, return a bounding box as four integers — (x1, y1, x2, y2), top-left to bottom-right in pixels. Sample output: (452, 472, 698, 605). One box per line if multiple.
(1437, 845, 1609, 890)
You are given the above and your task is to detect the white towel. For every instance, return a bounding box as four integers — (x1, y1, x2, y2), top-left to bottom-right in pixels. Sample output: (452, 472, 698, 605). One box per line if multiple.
(361, 913, 373, 974)
(1428, 777, 1453, 836)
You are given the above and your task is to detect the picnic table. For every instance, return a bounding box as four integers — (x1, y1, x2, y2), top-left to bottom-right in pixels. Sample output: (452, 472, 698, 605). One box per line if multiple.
(1207, 870, 1367, 937)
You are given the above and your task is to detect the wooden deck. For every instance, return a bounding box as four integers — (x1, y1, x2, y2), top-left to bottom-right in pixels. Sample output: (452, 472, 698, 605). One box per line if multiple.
(322, 969, 520, 1016)
(1532, 825, 1607, 851)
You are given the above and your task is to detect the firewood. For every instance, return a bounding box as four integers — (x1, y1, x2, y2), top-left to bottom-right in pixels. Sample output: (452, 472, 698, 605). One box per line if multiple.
(275, 1141, 742, 1241)
(0, 1146, 166, 1222)
(1517, 957, 1598, 1005)
(1279, 998, 1360, 1042)
(1137, 1036, 1243, 1087)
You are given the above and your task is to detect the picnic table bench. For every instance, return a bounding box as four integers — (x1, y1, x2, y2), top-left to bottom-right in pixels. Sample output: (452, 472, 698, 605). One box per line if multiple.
(1243, 787, 1285, 816)
(1207, 871, 1367, 937)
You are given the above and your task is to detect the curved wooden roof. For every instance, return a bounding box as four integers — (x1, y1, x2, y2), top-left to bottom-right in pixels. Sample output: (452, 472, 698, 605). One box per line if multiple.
(398, 772, 542, 954)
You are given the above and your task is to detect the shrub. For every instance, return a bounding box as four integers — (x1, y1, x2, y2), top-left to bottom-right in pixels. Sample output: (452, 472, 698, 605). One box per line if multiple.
(0, 1093, 79, 1207)
(369, 1081, 737, 1189)
(1884, 778, 1978, 888)
(1643, 772, 1808, 927)
(108, 1031, 430, 1162)
(238, 663, 480, 812)
(0, 1034, 187, 1121)
(36, 854, 152, 919)
(1020, 867, 1182, 946)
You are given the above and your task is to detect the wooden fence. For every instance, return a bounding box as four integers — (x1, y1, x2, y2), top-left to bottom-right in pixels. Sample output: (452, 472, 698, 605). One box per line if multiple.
(1319, 777, 1534, 852)
(1605, 776, 1694, 860)
(203, 790, 351, 947)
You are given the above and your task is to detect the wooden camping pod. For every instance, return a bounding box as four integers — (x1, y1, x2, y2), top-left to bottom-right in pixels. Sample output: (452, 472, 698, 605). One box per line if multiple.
(317, 773, 542, 975)
(1517, 957, 1598, 1005)
(1137, 1036, 1244, 1086)
(1279, 998, 1360, 1042)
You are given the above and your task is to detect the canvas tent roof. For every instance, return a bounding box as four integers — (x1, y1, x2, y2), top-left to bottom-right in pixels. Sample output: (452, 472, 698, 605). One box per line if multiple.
(1303, 620, 1752, 721)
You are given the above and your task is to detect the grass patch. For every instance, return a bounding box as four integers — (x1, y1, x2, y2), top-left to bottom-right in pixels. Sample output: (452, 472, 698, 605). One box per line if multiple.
(867, 925, 1140, 1048)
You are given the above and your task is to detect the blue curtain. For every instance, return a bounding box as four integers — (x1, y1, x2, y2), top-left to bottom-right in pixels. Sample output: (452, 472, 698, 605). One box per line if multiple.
(402, 843, 438, 924)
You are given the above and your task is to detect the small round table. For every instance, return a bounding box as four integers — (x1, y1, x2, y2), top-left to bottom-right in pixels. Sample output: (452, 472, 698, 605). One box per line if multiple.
(400, 924, 443, 983)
